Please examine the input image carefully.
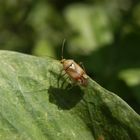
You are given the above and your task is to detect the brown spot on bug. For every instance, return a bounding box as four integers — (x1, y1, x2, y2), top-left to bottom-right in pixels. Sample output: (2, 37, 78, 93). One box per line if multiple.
(60, 39, 88, 86)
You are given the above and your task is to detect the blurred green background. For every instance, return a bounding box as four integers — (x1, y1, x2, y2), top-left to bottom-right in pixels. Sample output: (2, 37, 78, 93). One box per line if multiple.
(0, 0, 140, 114)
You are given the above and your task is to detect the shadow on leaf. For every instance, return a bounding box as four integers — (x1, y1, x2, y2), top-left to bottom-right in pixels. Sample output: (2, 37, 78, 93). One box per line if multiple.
(48, 86, 84, 110)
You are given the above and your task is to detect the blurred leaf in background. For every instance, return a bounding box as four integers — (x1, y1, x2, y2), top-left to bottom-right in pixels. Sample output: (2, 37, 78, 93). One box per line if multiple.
(0, 0, 140, 114)
(64, 4, 114, 54)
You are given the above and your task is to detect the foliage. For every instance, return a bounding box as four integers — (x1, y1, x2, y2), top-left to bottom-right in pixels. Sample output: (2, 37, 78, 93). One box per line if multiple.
(0, 51, 140, 140)
(0, 0, 140, 114)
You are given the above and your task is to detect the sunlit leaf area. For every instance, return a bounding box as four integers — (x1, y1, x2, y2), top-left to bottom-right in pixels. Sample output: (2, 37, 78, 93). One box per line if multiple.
(0, 0, 140, 117)
(0, 51, 140, 140)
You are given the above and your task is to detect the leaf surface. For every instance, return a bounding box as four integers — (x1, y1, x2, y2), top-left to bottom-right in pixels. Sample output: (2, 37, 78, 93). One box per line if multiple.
(0, 51, 139, 140)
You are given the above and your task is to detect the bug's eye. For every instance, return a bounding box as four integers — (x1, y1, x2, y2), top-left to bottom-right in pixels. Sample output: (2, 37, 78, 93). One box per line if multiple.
(60, 59, 66, 63)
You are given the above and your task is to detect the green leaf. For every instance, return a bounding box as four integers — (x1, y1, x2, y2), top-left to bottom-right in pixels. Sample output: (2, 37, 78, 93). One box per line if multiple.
(119, 68, 140, 103)
(0, 50, 140, 140)
(64, 4, 114, 55)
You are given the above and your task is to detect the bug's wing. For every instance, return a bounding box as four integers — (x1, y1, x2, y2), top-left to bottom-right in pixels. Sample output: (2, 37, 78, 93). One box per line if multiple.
(66, 68, 81, 79)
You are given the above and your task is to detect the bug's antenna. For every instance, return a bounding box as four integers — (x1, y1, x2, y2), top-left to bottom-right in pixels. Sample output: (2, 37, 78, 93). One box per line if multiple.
(61, 38, 66, 59)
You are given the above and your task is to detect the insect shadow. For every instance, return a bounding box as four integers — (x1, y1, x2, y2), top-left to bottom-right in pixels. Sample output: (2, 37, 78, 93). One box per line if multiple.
(47, 60, 84, 110)
(48, 85, 84, 110)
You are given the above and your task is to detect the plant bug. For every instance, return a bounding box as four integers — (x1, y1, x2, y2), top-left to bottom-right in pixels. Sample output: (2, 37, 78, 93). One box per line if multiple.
(60, 39, 88, 86)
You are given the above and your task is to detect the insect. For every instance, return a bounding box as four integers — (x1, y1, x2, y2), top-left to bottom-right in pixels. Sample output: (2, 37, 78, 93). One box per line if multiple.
(60, 39, 88, 86)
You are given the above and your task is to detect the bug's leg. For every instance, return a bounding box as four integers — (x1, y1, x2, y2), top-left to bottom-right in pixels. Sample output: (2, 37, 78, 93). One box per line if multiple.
(79, 62, 86, 71)
(57, 69, 63, 88)
(58, 63, 74, 88)
(61, 75, 70, 89)
(66, 80, 77, 90)
(58, 70, 67, 88)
